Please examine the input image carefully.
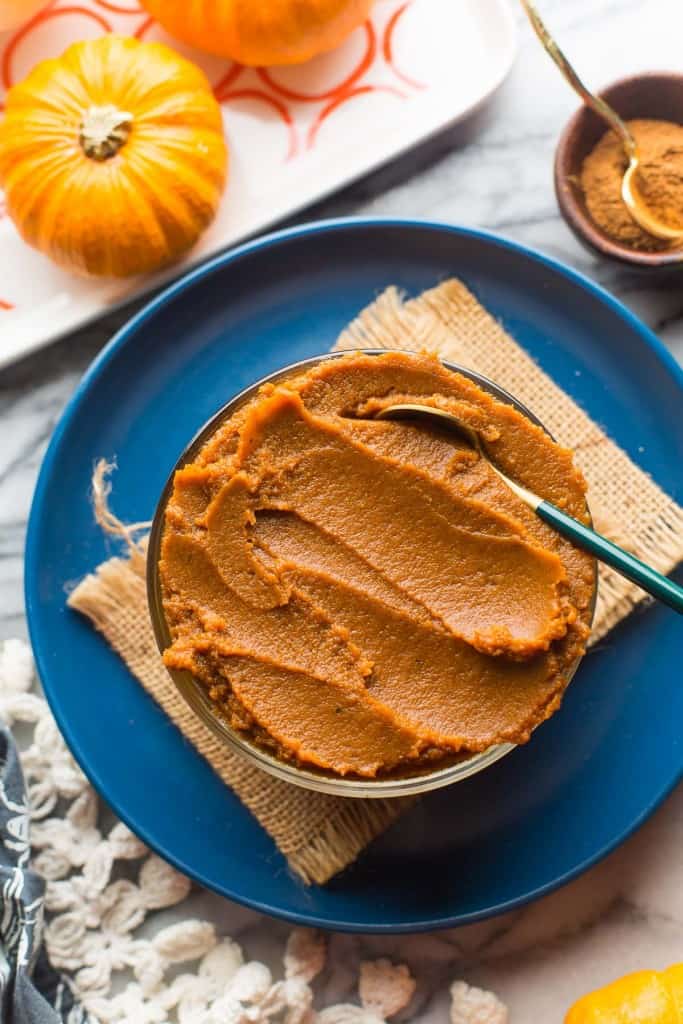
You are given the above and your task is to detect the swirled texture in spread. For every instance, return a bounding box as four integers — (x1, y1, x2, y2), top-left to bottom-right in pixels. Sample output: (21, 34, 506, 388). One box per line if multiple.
(160, 352, 594, 778)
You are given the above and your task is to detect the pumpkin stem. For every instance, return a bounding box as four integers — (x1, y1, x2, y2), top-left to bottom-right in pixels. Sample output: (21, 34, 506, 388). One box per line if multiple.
(80, 104, 133, 161)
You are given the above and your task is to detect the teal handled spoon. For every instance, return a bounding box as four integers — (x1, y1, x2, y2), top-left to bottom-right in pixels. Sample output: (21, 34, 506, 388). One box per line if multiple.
(376, 403, 683, 613)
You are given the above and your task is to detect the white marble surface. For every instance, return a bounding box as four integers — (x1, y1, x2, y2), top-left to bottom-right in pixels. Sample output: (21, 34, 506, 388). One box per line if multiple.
(2, 1, 683, 1020)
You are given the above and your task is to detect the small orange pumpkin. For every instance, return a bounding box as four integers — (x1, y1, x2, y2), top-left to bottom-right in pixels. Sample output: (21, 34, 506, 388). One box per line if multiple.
(0, 36, 227, 278)
(139, 0, 374, 66)
(566, 964, 683, 1023)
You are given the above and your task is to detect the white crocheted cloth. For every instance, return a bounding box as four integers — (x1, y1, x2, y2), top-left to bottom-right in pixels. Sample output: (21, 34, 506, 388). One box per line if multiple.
(0, 639, 507, 1024)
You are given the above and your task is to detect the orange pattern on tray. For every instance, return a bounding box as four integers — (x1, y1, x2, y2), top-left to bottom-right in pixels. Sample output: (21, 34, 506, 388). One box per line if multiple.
(0, 0, 423, 133)
(0, 0, 427, 309)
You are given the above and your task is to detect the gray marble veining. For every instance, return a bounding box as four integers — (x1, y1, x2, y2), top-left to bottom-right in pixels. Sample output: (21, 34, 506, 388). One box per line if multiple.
(1, 1, 682, 1019)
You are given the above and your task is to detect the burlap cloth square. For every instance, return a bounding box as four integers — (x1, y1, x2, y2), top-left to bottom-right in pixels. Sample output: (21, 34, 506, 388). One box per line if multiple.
(68, 279, 683, 885)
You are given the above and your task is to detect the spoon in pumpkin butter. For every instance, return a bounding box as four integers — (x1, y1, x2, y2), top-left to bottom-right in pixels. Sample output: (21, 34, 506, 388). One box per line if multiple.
(375, 403, 683, 613)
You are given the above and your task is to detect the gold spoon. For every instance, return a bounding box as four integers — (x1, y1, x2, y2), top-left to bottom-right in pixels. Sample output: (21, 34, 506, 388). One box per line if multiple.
(521, 0, 683, 244)
(376, 403, 683, 613)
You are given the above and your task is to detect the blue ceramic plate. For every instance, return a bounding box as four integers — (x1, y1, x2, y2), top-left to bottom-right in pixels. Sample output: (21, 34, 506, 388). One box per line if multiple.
(26, 220, 683, 933)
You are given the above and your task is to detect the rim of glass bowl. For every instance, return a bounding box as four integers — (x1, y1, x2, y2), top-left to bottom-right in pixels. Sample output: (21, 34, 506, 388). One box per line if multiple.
(147, 350, 597, 798)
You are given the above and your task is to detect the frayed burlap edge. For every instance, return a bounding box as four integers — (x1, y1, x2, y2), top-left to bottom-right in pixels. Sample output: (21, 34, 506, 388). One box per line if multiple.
(68, 468, 413, 885)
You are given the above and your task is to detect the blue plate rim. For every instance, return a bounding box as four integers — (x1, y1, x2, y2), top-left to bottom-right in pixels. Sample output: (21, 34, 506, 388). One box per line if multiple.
(25, 217, 683, 932)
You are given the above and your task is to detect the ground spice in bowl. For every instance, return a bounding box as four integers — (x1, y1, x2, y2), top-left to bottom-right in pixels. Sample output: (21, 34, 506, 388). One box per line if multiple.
(579, 118, 683, 251)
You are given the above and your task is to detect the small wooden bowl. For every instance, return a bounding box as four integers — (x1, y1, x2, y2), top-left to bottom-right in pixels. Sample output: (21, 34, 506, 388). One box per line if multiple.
(554, 72, 683, 270)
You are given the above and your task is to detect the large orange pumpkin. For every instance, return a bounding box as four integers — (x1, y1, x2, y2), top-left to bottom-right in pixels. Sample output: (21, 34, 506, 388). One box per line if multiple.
(0, 0, 50, 32)
(139, 0, 374, 66)
(0, 36, 227, 278)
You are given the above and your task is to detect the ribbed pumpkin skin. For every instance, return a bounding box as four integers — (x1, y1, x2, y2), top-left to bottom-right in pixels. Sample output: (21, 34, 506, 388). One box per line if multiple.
(0, 36, 228, 278)
(139, 0, 373, 66)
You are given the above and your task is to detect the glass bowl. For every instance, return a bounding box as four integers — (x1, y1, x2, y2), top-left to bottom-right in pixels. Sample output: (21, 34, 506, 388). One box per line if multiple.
(147, 351, 596, 798)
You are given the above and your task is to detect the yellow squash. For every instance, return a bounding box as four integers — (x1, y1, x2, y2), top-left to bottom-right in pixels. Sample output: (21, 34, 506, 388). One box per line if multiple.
(139, 0, 373, 66)
(566, 964, 683, 1023)
(0, 35, 227, 278)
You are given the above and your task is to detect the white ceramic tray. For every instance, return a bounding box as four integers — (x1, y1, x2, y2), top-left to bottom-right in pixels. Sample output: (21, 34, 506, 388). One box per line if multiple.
(0, 0, 516, 368)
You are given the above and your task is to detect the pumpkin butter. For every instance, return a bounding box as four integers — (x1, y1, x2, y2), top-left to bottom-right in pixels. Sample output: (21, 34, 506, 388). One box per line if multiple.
(160, 352, 595, 778)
